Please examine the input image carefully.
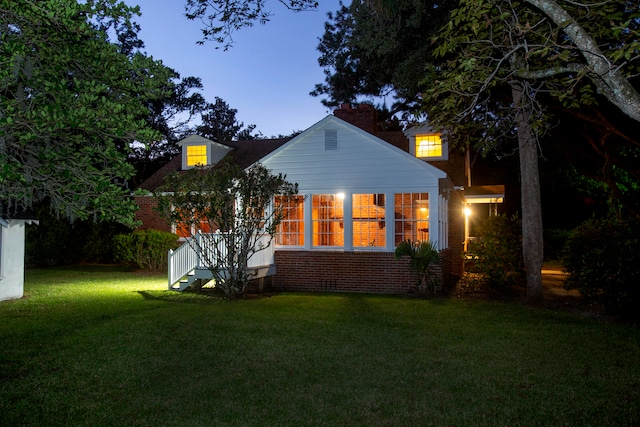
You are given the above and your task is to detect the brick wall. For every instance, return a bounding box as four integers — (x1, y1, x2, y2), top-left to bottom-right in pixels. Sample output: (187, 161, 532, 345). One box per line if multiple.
(134, 196, 171, 232)
(273, 250, 446, 294)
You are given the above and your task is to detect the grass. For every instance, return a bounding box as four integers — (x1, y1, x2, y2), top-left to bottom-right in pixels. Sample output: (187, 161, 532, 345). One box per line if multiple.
(1, 266, 639, 426)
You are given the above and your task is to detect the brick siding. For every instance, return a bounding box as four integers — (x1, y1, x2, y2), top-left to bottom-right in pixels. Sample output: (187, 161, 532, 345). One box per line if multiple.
(273, 250, 447, 294)
(134, 196, 171, 232)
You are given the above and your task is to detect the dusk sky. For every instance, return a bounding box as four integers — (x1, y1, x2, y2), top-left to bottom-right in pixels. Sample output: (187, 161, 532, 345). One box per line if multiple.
(126, 0, 344, 137)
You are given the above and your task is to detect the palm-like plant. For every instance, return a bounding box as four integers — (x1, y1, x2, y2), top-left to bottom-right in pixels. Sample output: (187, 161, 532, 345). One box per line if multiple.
(394, 240, 440, 295)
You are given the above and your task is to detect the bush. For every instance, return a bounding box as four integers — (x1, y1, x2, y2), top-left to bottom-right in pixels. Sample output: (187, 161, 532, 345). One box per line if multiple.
(543, 228, 572, 261)
(113, 229, 179, 271)
(562, 216, 640, 320)
(26, 203, 129, 266)
(467, 214, 525, 289)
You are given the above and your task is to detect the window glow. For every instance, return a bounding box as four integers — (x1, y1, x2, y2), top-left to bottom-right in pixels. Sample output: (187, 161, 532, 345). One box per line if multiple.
(186, 145, 207, 166)
(394, 193, 429, 245)
(353, 194, 386, 248)
(274, 195, 305, 246)
(312, 194, 344, 247)
(415, 134, 442, 158)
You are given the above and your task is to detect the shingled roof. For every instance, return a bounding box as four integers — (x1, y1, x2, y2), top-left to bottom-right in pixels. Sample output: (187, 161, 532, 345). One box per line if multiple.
(136, 137, 292, 192)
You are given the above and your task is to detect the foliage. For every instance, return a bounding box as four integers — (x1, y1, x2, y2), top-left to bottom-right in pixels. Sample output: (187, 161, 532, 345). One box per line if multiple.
(184, 0, 319, 49)
(0, 0, 167, 226)
(562, 216, 640, 320)
(113, 229, 179, 271)
(155, 158, 298, 298)
(394, 239, 440, 294)
(25, 202, 129, 267)
(312, 0, 454, 117)
(468, 215, 525, 290)
(196, 97, 260, 141)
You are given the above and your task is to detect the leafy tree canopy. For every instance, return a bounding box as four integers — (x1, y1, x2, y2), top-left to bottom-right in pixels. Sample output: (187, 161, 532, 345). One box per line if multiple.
(196, 97, 260, 142)
(0, 0, 172, 226)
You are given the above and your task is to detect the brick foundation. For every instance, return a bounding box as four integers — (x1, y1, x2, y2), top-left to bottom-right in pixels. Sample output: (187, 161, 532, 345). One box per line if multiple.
(273, 250, 447, 294)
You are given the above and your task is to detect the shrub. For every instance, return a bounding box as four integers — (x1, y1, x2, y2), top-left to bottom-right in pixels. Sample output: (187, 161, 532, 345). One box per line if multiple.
(467, 214, 525, 289)
(394, 240, 440, 294)
(562, 216, 640, 320)
(26, 203, 129, 266)
(113, 229, 179, 271)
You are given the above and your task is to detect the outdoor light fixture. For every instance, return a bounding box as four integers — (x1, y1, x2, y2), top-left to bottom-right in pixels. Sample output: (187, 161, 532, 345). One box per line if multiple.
(464, 207, 472, 217)
(337, 192, 345, 200)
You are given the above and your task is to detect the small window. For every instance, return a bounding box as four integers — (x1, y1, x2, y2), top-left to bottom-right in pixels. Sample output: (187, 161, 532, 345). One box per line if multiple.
(415, 134, 442, 158)
(187, 145, 207, 167)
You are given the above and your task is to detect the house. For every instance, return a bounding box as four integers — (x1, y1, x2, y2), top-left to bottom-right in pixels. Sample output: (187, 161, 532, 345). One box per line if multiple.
(135, 104, 503, 293)
(0, 212, 38, 301)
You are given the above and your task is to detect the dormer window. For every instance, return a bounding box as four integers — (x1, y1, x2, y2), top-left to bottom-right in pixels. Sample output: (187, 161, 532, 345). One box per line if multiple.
(405, 122, 448, 161)
(416, 134, 443, 158)
(186, 145, 207, 167)
(178, 135, 231, 170)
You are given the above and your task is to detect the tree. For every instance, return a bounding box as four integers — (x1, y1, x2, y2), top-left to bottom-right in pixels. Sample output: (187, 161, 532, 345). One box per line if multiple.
(424, 0, 640, 302)
(311, 0, 454, 117)
(196, 97, 260, 141)
(129, 70, 207, 186)
(155, 158, 298, 298)
(0, 0, 163, 226)
(184, 0, 319, 49)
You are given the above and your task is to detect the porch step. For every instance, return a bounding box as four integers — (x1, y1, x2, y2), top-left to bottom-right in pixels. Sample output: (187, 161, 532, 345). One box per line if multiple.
(169, 265, 276, 292)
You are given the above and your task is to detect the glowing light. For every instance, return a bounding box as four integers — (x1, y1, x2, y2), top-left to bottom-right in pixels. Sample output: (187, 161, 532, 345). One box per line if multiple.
(464, 207, 472, 217)
(336, 192, 345, 200)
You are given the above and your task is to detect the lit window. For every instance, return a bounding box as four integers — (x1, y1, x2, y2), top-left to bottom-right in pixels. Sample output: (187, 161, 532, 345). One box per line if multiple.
(353, 194, 386, 248)
(415, 134, 442, 158)
(394, 193, 429, 246)
(312, 194, 344, 247)
(187, 145, 207, 166)
(274, 195, 305, 246)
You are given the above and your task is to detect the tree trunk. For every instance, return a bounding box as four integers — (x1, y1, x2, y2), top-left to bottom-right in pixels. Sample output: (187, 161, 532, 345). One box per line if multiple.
(511, 80, 544, 303)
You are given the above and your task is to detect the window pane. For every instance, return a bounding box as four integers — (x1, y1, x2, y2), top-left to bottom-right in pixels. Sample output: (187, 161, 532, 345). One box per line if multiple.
(394, 193, 429, 246)
(187, 145, 207, 166)
(353, 194, 386, 247)
(312, 194, 344, 247)
(415, 134, 442, 158)
(274, 195, 304, 246)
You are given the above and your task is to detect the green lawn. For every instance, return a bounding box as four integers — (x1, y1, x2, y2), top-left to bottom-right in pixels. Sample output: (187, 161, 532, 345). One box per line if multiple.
(1, 266, 639, 426)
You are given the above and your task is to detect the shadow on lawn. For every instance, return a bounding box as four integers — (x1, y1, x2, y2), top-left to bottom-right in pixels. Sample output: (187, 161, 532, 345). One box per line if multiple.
(137, 290, 226, 304)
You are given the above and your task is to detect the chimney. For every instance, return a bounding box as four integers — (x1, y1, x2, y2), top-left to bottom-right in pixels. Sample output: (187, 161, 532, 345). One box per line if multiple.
(333, 103, 378, 135)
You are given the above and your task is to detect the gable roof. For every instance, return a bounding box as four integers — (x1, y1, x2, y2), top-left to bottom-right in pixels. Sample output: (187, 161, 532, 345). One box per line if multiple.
(136, 114, 449, 193)
(136, 137, 291, 192)
(258, 115, 446, 192)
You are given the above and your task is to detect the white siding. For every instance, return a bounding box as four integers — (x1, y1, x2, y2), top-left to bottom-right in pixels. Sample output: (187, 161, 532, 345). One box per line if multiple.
(0, 221, 26, 301)
(261, 116, 445, 194)
(260, 115, 449, 251)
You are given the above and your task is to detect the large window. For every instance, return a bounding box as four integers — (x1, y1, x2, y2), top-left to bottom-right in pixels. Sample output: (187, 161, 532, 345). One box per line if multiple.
(394, 193, 429, 245)
(415, 134, 442, 158)
(274, 195, 305, 246)
(352, 194, 386, 248)
(186, 145, 207, 167)
(312, 194, 344, 247)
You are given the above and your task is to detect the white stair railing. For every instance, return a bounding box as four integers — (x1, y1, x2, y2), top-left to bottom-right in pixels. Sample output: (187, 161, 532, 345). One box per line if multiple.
(168, 236, 198, 289)
(168, 233, 275, 289)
